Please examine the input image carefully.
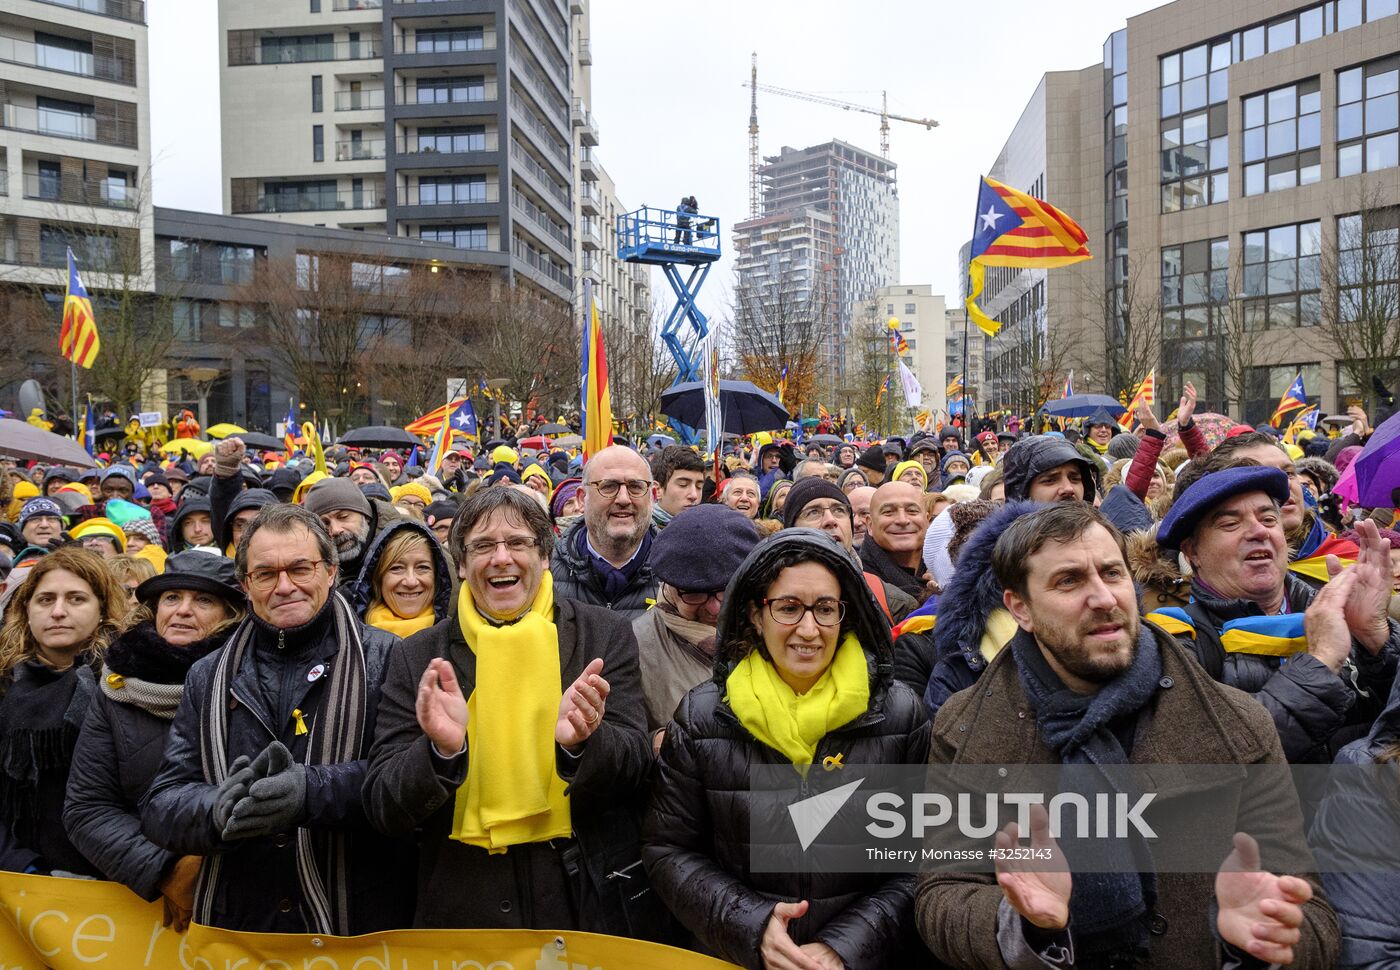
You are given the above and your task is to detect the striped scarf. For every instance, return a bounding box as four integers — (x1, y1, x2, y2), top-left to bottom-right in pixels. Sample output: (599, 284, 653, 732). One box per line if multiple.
(1147, 607, 1307, 659)
(193, 593, 366, 935)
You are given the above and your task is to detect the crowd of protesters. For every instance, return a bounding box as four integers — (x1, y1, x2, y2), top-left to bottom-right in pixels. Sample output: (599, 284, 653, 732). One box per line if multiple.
(0, 385, 1396, 968)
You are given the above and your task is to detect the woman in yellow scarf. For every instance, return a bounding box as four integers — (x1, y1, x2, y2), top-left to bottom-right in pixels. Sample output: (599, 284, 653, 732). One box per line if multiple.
(644, 529, 930, 970)
(349, 520, 453, 638)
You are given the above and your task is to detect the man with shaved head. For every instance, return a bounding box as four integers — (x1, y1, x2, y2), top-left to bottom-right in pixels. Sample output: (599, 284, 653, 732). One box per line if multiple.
(550, 445, 658, 618)
(860, 480, 934, 604)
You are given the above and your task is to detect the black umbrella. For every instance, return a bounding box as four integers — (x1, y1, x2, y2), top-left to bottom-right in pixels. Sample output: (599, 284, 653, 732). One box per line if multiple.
(238, 431, 287, 452)
(0, 419, 99, 467)
(807, 434, 843, 446)
(660, 380, 789, 435)
(536, 422, 571, 435)
(338, 425, 419, 448)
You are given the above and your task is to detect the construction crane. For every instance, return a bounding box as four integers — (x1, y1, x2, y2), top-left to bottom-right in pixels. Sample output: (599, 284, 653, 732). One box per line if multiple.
(743, 56, 939, 217)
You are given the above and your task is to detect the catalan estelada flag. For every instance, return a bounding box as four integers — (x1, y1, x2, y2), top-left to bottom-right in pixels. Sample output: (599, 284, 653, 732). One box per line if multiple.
(426, 398, 455, 475)
(282, 399, 298, 455)
(61, 247, 100, 368)
(886, 318, 910, 356)
(1062, 370, 1074, 398)
(580, 284, 613, 460)
(966, 176, 1090, 337)
(1270, 372, 1308, 427)
(406, 398, 468, 436)
(818, 403, 831, 423)
(946, 373, 964, 399)
(876, 376, 890, 409)
(77, 396, 95, 456)
(775, 364, 788, 405)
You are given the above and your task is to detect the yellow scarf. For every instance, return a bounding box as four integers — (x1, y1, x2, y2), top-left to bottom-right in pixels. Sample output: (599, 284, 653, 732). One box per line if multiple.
(725, 633, 870, 767)
(450, 572, 571, 853)
(365, 602, 435, 639)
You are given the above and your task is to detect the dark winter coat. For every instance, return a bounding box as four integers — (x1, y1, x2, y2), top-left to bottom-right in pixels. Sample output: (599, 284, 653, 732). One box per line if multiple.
(63, 623, 226, 900)
(345, 520, 454, 624)
(139, 599, 413, 933)
(1311, 670, 1400, 968)
(644, 530, 930, 970)
(916, 625, 1339, 969)
(858, 533, 929, 605)
(911, 501, 1043, 716)
(549, 517, 657, 619)
(362, 597, 656, 934)
(1177, 574, 1400, 763)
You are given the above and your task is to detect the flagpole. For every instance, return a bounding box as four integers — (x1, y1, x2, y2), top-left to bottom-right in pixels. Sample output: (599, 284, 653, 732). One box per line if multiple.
(71, 360, 78, 436)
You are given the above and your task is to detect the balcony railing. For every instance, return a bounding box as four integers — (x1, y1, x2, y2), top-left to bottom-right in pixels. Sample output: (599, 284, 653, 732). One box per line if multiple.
(399, 183, 499, 206)
(1, 104, 97, 143)
(335, 139, 386, 161)
(392, 35, 493, 55)
(508, 47, 568, 126)
(332, 0, 382, 9)
(510, 92, 568, 165)
(239, 39, 381, 65)
(34, 0, 145, 23)
(23, 173, 138, 208)
(508, 139, 569, 206)
(396, 131, 498, 155)
(334, 89, 384, 110)
(513, 236, 570, 289)
(0, 37, 135, 84)
(511, 188, 569, 248)
(394, 84, 496, 107)
(252, 188, 385, 213)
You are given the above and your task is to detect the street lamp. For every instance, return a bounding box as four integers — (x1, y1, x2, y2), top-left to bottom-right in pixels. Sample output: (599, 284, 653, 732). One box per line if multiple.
(485, 378, 511, 439)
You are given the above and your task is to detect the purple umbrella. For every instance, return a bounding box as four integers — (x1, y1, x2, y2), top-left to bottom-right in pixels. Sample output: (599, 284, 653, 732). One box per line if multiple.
(1352, 410, 1400, 508)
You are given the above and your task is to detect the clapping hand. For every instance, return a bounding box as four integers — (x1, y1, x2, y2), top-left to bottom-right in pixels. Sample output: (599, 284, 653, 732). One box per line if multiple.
(1216, 832, 1313, 965)
(416, 658, 468, 758)
(556, 658, 608, 751)
(995, 804, 1071, 930)
(1326, 518, 1392, 654)
(1177, 381, 1198, 426)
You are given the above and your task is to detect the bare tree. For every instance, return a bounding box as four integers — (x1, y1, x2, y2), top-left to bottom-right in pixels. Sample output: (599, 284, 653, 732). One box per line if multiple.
(1212, 271, 1265, 421)
(843, 299, 907, 435)
(1086, 252, 1162, 400)
(605, 303, 674, 433)
(1314, 183, 1400, 414)
(730, 271, 829, 414)
(464, 282, 577, 422)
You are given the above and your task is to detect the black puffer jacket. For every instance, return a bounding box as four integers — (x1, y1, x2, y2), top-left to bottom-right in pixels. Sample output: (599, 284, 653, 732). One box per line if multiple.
(644, 530, 930, 970)
(139, 596, 414, 933)
(346, 520, 454, 624)
(549, 517, 656, 619)
(1178, 573, 1400, 763)
(63, 622, 225, 899)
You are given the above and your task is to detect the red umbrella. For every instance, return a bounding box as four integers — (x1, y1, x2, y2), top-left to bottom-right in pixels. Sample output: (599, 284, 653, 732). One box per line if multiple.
(517, 435, 548, 450)
(1160, 412, 1235, 450)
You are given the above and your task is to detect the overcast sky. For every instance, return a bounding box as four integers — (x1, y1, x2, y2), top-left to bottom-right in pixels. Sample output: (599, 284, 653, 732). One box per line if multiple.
(149, 0, 1165, 322)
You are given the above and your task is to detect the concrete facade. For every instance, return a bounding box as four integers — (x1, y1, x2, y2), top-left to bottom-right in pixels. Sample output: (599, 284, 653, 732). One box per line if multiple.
(872, 284, 949, 416)
(0, 0, 153, 291)
(976, 0, 1400, 421)
(217, 0, 574, 304)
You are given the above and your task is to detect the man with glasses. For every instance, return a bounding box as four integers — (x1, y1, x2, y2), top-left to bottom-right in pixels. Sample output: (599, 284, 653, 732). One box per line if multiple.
(633, 504, 759, 742)
(781, 477, 917, 623)
(364, 487, 653, 932)
(551, 445, 658, 618)
(143, 503, 412, 933)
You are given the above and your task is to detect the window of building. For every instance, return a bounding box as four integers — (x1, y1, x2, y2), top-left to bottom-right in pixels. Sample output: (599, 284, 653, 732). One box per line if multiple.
(1336, 207, 1400, 325)
(420, 224, 488, 250)
(1242, 78, 1321, 195)
(1161, 237, 1228, 338)
(311, 75, 322, 113)
(217, 303, 256, 329)
(1247, 363, 1321, 423)
(219, 245, 256, 284)
(168, 239, 196, 281)
(35, 159, 61, 200)
(259, 34, 334, 64)
(886, 303, 894, 314)
(296, 252, 319, 289)
(171, 300, 204, 341)
(418, 174, 487, 205)
(904, 303, 916, 315)
(414, 27, 484, 53)
(1338, 55, 1399, 177)
(34, 31, 93, 75)
(414, 125, 486, 154)
(415, 76, 486, 105)
(1160, 41, 1230, 212)
(266, 180, 336, 212)
(310, 0, 320, 11)
(35, 95, 94, 139)
(312, 125, 324, 162)
(1242, 221, 1322, 330)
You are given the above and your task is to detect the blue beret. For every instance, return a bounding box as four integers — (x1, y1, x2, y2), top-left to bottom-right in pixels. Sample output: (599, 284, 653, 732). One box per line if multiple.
(1158, 466, 1290, 550)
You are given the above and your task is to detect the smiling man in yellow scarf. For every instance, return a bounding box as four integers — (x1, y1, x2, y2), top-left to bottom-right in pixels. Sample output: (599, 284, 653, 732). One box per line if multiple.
(362, 487, 656, 933)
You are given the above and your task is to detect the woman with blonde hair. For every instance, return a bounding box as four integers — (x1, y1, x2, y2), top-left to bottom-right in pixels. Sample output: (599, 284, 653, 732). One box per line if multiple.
(108, 554, 157, 613)
(349, 521, 453, 638)
(0, 546, 126, 874)
(65, 550, 245, 929)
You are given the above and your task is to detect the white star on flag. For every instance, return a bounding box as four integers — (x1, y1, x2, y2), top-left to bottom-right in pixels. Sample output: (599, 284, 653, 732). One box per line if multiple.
(979, 206, 1003, 232)
(453, 413, 470, 428)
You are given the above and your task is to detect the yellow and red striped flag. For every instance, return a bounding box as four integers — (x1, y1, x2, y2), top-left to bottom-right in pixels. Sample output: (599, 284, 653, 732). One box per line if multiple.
(405, 398, 467, 436)
(60, 248, 100, 368)
(580, 284, 613, 460)
(1118, 370, 1156, 429)
(966, 177, 1091, 337)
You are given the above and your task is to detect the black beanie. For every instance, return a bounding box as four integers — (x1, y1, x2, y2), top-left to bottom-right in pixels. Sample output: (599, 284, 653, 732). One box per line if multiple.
(855, 444, 886, 472)
(782, 477, 852, 529)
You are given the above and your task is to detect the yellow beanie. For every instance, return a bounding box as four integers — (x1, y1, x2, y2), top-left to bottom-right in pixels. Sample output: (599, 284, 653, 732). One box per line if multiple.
(134, 543, 167, 573)
(292, 470, 327, 505)
(520, 463, 551, 486)
(58, 481, 94, 505)
(70, 517, 126, 552)
(390, 482, 433, 506)
(490, 445, 519, 466)
(891, 460, 928, 487)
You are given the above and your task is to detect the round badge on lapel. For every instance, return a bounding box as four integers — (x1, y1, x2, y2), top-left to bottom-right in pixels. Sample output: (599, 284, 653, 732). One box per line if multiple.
(307, 663, 326, 684)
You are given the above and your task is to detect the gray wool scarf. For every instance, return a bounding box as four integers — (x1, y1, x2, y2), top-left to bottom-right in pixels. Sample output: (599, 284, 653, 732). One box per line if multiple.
(99, 665, 183, 720)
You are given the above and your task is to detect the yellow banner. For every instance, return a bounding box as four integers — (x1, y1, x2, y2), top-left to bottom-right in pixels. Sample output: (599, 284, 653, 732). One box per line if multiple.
(0, 872, 738, 970)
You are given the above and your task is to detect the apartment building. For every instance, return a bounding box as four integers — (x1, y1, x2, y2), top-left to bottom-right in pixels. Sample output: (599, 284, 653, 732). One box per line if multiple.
(218, 0, 575, 304)
(975, 0, 1400, 421)
(0, 0, 153, 291)
(870, 284, 949, 416)
(734, 139, 899, 402)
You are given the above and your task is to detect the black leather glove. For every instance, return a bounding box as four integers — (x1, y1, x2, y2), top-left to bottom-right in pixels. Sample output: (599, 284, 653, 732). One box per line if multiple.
(221, 742, 306, 841)
(211, 755, 254, 832)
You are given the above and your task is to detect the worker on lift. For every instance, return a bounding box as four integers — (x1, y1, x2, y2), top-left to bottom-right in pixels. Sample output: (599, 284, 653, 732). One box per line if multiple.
(673, 195, 698, 244)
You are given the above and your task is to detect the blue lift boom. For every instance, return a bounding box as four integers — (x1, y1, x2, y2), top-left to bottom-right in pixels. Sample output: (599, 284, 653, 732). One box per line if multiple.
(616, 205, 721, 442)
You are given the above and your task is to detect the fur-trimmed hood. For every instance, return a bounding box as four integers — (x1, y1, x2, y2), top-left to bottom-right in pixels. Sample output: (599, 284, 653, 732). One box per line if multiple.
(1124, 526, 1191, 610)
(932, 500, 1045, 668)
